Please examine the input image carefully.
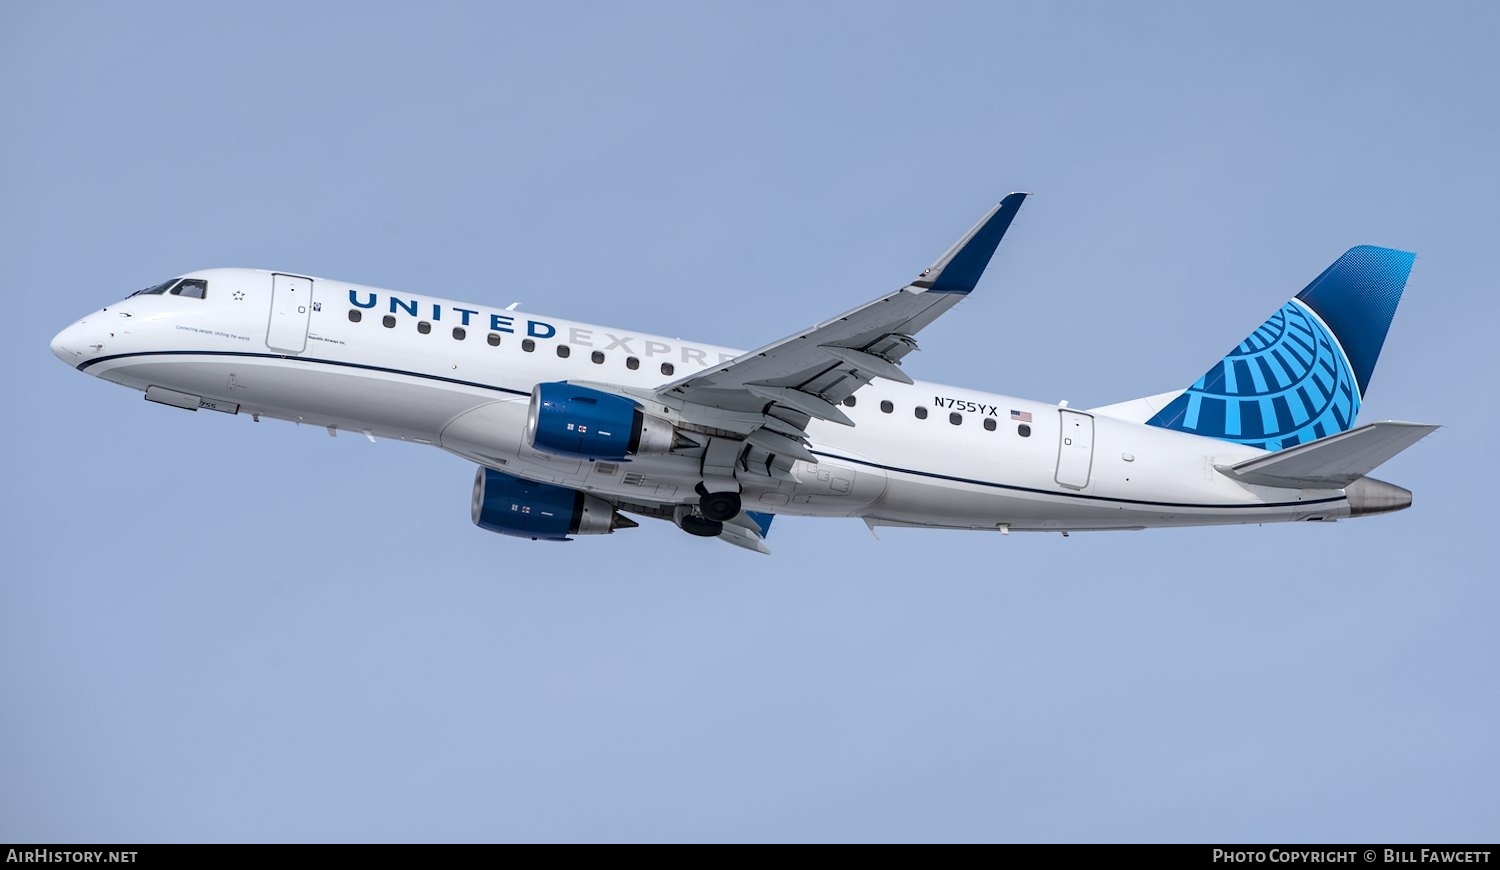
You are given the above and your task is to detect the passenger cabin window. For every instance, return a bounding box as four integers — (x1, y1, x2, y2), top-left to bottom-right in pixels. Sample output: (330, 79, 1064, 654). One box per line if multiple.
(170, 279, 208, 299)
(417, 321, 432, 334)
(487, 333, 501, 346)
(1018, 424, 1032, 437)
(842, 396, 856, 407)
(382, 315, 396, 328)
(556, 345, 571, 359)
(880, 400, 893, 414)
(522, 339, 535, 352)
(626, 356, 640, 371)
(348, 309, 362, 323)
(591, 351, 605, 364)
(983, 418, 997, 431)
(660, 362, 675, 376)
(914, 407, 928, 420)
(949, 412, 962, 426)
(452, 327, 467, 340)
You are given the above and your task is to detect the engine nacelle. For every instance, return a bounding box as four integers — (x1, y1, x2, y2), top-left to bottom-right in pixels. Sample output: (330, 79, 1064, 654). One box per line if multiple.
(470, 467, 633, 540)
(525, 382, 677, 460)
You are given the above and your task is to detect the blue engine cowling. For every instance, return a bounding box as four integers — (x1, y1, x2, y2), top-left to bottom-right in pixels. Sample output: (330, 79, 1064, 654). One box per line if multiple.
(526, 382, 675, 460)
(471, 467, 628, 540)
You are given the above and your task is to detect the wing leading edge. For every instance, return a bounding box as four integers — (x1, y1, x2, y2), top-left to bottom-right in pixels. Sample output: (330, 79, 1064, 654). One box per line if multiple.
(657, 194, 1028, 433)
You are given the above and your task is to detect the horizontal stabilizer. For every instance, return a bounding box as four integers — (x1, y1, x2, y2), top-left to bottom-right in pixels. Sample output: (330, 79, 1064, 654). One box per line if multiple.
(1216, 421, 1438, 489)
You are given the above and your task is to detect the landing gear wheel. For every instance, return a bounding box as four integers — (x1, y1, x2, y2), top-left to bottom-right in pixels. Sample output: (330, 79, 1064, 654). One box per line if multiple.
(699, 490, 742, 522)
(678, 514, 724, 537)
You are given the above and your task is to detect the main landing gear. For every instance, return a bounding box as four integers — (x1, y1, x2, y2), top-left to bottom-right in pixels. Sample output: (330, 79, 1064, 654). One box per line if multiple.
(677, 514, 724, 537)
(697, 488, 742, 522)
(675, 484, 740, 537)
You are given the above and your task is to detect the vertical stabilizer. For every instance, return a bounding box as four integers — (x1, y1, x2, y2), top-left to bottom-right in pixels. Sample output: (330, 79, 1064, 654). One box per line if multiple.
(1146, 246, 1415, 451)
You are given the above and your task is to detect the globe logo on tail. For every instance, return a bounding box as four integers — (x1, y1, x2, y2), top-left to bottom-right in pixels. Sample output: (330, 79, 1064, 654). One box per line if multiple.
(1146, 246, 1413, 453)
(1148, 299, 1360, 451)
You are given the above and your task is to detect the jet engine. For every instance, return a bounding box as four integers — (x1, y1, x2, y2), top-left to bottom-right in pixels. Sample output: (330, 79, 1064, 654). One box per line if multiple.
(470, 467, 636, 540)
(525, 382, 684, 460)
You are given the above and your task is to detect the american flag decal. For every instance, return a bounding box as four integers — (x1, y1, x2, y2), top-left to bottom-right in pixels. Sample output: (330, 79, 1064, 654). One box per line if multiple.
(1010, 409, 1032, 423)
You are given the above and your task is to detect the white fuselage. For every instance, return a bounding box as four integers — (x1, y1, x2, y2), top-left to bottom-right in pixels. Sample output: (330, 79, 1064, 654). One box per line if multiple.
(51, 268, 1354, 533)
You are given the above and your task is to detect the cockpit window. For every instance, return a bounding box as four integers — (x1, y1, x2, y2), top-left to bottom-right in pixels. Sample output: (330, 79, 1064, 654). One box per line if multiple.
(171, 279, 208, 299)
(128, 279, 177, 298)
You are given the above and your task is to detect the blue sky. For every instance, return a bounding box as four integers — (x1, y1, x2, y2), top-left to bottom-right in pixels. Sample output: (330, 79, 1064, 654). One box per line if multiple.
(3, 1, 1496, 842)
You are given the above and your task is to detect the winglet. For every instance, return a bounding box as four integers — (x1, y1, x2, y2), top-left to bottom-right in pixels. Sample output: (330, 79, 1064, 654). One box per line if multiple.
(917, 193, 1029, 294)
(719, 511, 774, 555)
(745, 511, 774, 537)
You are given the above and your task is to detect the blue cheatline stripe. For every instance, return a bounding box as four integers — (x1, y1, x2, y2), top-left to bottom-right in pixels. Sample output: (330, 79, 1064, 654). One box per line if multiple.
(77, 350, 533, 398)
(80, 349, 1348, 512)
(808, 450, 1345, 511)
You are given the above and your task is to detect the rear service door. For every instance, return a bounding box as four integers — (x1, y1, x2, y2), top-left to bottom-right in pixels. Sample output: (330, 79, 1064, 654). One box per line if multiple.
(1055, 409, 1095, 489)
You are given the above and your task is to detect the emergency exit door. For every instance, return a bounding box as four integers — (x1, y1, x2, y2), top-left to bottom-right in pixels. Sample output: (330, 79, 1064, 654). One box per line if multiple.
(266, 273, 314, 353)
(1055, 409, 1095, 489)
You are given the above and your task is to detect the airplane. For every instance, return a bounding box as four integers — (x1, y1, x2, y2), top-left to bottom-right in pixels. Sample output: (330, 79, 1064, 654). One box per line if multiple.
(50, 194, 1437, 554)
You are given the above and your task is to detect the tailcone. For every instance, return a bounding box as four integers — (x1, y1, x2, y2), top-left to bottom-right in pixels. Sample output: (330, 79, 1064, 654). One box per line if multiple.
(1345, 476, 1413, 517)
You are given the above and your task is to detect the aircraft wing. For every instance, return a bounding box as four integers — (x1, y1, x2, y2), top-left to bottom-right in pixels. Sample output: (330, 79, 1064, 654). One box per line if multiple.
(657, 194, 1028, 433)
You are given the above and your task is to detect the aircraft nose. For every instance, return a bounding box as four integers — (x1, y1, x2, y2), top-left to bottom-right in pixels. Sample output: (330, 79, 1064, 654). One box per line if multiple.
(50, 322, 83, 365)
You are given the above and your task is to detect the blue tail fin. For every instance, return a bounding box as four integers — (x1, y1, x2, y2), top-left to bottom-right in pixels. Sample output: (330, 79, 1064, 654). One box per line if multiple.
(1146, 246, 1415, 452)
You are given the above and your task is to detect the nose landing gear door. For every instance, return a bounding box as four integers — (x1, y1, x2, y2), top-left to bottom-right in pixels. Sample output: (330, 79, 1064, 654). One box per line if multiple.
(266, 273, 314, 354)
